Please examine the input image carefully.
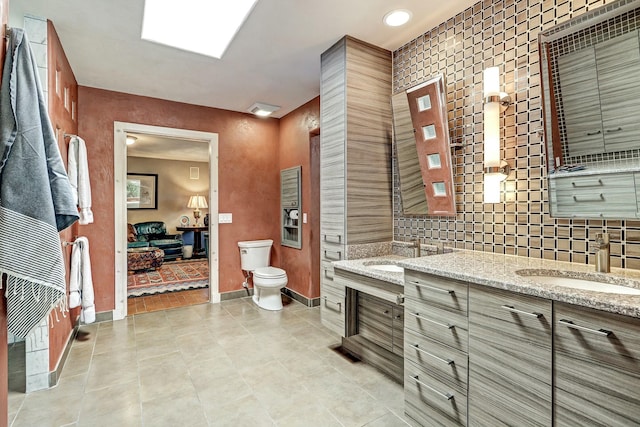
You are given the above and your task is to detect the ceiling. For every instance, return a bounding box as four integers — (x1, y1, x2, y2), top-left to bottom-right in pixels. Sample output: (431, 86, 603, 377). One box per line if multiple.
(126, 133, 209, 162)
(9, 0, 477, 119)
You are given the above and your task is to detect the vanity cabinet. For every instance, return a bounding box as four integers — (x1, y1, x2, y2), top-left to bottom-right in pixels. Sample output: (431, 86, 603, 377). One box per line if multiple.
(554, 302, 640, 426)
(403, 270, 469, 427)
(549, 172, 638, 219)
(468, 287, 552, 426)
(281, 166, 301, 249)
(334, 268, 404, 382)
(319, 36, 393, 335)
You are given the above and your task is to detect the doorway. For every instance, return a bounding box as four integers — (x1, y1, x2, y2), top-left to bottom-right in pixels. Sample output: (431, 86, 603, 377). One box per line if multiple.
(113, 122, 219, 320)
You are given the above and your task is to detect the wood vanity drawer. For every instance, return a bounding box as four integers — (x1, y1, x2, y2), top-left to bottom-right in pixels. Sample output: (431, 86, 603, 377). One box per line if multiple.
(405, 359, 467, 427)
(469, 286, 552, 377)
(404, 270, 468, 314)
(321, 261, 335, 282)
(555, 302, 640, 367)
(405, 298, 468, 353)
(320, 280, 345, 337)
(405, 328, 468, 394)
(321, 242, 344, 261)
(554, 302, 640, 426)
(550, 173, 637, 218)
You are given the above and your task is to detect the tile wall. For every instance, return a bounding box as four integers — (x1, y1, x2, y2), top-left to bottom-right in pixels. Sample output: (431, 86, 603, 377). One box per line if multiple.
(392, 0, 640, 270)
(13, 15, 52, 392)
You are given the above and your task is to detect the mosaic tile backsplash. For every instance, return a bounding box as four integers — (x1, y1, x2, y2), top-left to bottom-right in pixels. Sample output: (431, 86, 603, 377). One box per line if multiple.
(392, 0, 640, 270)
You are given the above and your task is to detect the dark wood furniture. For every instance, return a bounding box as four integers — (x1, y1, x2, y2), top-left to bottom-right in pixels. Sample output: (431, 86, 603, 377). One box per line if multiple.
(177, 226, 208, 257)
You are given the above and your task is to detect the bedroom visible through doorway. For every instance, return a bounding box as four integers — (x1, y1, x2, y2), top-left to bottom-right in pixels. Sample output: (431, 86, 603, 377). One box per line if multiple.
(114, 122, 219, 320)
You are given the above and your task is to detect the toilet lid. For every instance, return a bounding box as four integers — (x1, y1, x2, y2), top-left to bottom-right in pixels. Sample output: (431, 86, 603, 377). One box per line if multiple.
(254, 266, 287, 279)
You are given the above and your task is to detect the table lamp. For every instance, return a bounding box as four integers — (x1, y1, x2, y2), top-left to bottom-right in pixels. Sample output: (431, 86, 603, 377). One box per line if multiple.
(187, 195, 208, 226)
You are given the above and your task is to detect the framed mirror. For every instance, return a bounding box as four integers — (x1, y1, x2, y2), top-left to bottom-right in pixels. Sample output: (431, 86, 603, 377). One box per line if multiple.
(392, 75, 456, 216)
(539, 0, 640, 219)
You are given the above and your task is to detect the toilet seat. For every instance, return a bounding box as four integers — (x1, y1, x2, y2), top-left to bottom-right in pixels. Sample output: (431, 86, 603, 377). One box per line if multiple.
(254, 266, 287, 279)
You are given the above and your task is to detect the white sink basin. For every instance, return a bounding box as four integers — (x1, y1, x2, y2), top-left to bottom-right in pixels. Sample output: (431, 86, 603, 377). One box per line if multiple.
(516, 270, 640, 295)
(367, 264, 404, 273)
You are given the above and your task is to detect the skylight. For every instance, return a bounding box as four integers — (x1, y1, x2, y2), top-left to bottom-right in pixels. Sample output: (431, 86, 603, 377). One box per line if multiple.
(141, 0, 259, 59)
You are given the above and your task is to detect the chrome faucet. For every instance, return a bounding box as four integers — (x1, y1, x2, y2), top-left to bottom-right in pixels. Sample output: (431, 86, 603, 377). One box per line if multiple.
(591, 232, 610, 273)
(410, 239, 421, 257)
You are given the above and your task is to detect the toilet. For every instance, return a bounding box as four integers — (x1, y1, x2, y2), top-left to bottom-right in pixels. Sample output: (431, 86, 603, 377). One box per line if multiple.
(238, 239, 288, 311)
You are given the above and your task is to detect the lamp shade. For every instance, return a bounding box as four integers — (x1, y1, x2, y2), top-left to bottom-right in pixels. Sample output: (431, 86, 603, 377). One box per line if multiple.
(187, 195, 208, 209)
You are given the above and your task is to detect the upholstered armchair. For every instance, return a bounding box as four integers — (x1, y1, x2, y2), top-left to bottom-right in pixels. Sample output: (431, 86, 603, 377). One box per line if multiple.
(127, 221, 183, 261)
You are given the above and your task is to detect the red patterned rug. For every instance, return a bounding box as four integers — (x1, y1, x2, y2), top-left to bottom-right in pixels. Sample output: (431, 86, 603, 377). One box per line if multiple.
(127, 259, 209, 297)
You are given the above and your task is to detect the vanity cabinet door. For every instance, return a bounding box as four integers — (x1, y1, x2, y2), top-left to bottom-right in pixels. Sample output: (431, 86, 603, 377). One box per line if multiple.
(468, 286, 552, 427)
(358, 293, 393, 353)
(557, 46, 604, 157)
(554, 302, 640, 427)
(596, 30, 640, 153)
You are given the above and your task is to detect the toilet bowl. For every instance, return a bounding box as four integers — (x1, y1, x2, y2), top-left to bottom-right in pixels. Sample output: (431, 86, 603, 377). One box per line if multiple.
(238, 239, 288, 311)
(253, 266, 288, 311)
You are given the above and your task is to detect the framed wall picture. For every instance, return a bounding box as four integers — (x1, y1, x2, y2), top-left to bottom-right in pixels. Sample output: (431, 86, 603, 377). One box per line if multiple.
(126, 173, 158, 209)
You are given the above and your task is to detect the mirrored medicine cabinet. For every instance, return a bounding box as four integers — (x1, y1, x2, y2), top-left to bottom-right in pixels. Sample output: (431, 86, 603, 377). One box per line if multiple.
(392, 75, 456, 216)
(540, 0, 640, 219)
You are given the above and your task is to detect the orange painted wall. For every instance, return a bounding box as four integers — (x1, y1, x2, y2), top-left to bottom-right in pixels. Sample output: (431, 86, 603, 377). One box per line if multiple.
(78, 86, 281, 311)
(278, 97, 320, 299)
(47, 20, 79, 372)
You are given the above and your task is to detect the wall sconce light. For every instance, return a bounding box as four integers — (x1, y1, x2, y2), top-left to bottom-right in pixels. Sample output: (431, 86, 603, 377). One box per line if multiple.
(126, 135, 137, 145)
(483, 66, 512, 203)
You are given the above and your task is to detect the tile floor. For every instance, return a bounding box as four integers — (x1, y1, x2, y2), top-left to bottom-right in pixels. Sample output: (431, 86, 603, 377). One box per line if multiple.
(8, 297, 409, 427)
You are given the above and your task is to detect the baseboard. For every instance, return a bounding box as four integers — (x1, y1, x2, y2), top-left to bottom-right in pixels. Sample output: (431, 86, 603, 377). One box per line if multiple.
(92, 311, 113, 323)
(220, 288, 253, 301)
(282, 287, 320, 307)
(48, 325, 78, 387)
(48, 310, 113, 386)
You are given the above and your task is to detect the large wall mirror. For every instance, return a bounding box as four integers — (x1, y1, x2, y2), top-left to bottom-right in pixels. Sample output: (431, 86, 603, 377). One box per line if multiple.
(540, 0, 640, 219)
(392, 75, 456, 216)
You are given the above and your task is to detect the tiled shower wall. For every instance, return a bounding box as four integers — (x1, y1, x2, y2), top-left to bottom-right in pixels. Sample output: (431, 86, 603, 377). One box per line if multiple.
(392, 0, 640, 270)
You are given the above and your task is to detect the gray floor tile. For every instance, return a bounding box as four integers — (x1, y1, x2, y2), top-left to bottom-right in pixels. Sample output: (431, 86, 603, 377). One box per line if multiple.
(8, 299, 409, 427)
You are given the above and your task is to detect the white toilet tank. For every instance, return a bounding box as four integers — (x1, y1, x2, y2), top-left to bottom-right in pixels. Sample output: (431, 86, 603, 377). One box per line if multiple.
(238, 239, 273, 271)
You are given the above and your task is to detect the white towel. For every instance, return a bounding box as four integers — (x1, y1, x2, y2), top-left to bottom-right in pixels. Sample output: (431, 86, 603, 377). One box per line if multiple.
(68, 136, 94, 224)
(69, 237, 96, 324)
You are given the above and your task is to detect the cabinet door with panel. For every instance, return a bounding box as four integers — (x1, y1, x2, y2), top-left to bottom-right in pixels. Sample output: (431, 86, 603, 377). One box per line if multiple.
(468, 286, 552, 427)
(554, 302, 640, 426)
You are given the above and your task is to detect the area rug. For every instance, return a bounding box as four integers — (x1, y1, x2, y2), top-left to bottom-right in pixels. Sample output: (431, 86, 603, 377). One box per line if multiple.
(127, 259, 209, 297)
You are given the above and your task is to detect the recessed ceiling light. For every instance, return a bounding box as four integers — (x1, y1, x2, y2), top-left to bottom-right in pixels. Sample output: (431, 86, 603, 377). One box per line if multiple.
(142, 0, 259, 59)
(126, 136, 137, 145)
(248, 102, 280, 117)
(383, 9, 412, 27)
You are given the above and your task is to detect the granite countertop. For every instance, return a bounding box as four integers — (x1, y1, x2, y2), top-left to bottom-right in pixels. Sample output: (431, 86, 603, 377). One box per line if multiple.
(397, 250, 640, 318)
(332, 250, 640, 317)
(332, 255, 407, 286)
